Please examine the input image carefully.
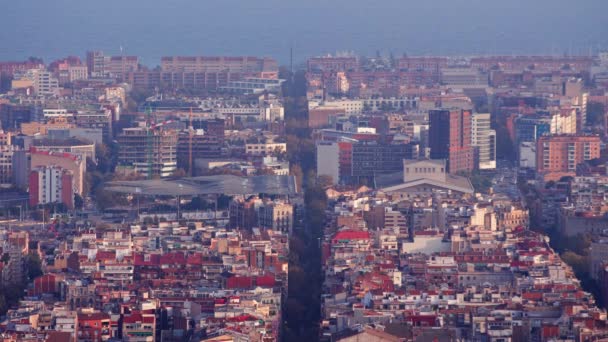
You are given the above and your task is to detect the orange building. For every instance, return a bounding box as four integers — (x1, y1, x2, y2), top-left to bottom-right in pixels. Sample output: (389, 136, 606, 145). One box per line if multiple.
(536, 134, 601, 181)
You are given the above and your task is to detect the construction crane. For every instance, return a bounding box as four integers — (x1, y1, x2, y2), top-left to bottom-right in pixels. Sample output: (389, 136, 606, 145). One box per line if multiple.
(188, 108, 194, 177)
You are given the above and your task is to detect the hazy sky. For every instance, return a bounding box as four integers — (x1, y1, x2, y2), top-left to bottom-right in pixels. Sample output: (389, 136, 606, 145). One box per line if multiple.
(2, 0, 607, 65)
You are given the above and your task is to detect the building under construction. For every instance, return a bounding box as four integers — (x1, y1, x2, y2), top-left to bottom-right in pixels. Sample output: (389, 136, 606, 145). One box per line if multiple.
(117, 127, 178, 178)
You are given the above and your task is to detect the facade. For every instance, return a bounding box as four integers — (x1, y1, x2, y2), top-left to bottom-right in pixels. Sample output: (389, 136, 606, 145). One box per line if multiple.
(381, 159, 474, 199)
(29, 166, 74, 209)
(550, 108, 577, 135)
(21, 116, 75, 136)
(75, 110, 113, 142)
(160, 56, 277, 75)
(317, 142, 340, 184)
(258, 201, 294, 233)
(519, 141, 536, 168)
(471, 113, 496, 169)
(514, 115, 551, 146)
(31, 149, 85, 196)
(117, 127, 178, 178)
(307, 57, 358, 72)
(123, 56, 279, 91)
(429, 109, 474, 174)
(32, 138, 96, 161)
(76, 312, 111, 342)
(440, 68, 488, 87)
(536, 135, 601, 180)
(32, 69, 60, 96)
(0, 103, 32, 131)
(316, 140, 417, 185)
(106, 56, 139, 81)
(470, 56, 593, 72)
(176, 130, 224, 171)
(245, 142, 286, 156)
(350, 142, 417, 178)
(0, 145, 25, 187)
(86, 51, 138, 80)
(122, 312, 155, 342)
(86, 51, 106, 78)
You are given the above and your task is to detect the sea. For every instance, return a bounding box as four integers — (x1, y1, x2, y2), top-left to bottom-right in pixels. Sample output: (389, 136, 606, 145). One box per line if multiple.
(1, 0, 607, 66)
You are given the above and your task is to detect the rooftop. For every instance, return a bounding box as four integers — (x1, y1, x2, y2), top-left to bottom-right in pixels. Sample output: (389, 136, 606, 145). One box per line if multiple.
(104, 175, 298, 196)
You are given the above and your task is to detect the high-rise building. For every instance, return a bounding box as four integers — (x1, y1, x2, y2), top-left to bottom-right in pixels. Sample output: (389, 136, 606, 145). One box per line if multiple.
(86, 51, 106, 77)
(471, 113, 496, 170)
(117, 127, 178, 178)
(429, 109, 474, 174)
(29, 166, 74, 209)
(536, 134, 601, 181)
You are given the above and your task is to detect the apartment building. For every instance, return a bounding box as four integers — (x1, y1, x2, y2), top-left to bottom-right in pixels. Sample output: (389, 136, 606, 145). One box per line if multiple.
(30, 149, 85, 195)
(536, 134, 601, 181)
(29, 166, 74, 209)
(258, 201, 294, 233)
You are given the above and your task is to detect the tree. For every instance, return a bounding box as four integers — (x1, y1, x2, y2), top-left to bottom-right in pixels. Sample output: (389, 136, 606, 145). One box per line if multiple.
(290, 165, 304, 193)
(94, 186, 128, 210)
(25, 253, 43, 281)
(587, 102, 605, 128)
(470, 172, 493, 193)
(172, 168, 187, 178)
(318, 175, 334, 189)
(561, 251, 588, 277)
(74, 194, 84, 210)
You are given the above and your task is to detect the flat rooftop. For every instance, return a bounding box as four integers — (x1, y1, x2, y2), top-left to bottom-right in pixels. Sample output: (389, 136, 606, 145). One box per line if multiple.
(104, 175, 298, 196)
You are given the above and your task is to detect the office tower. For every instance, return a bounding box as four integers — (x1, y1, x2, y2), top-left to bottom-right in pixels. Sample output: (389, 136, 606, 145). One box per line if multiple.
(471, 113, 496, 170)
(429, 109, 474, 174)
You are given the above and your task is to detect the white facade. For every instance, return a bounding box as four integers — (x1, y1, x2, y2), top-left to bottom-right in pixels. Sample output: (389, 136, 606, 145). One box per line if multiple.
(316, 142, 339, 184)
(33, 69, 59, 96)
(519, 142, 536, 168)
(471, 113, 496, 169)
(31, 166, 65, 205)
(550, 109, 577, 134)
(401, 235, 450, 254)
(67, 66, 88, 82)
(43, 109, 71, 118)
(245, 142, 286, 156)
(310, 99, 363, 115)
